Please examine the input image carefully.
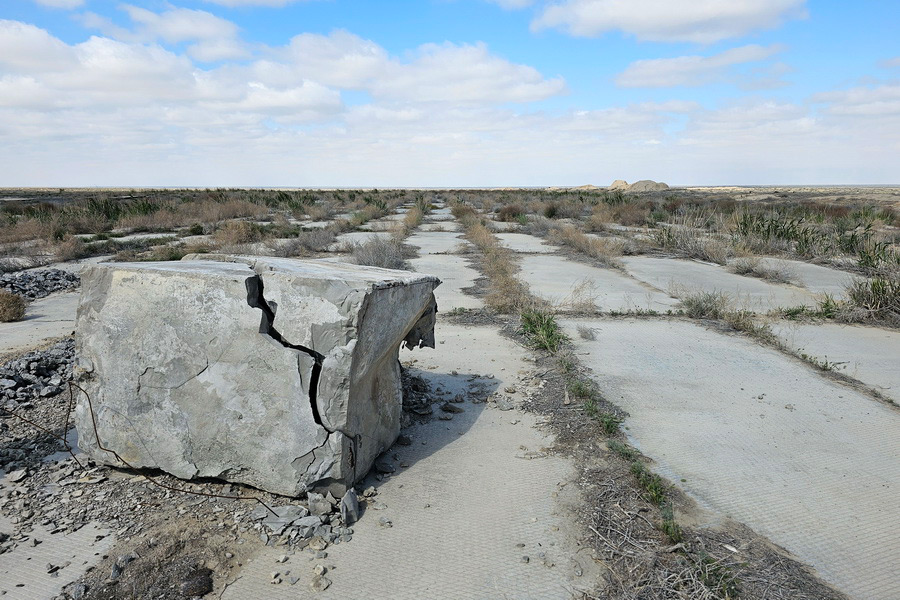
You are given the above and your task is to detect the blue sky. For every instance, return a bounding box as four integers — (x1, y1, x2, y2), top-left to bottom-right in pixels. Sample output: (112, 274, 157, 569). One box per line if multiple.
(1, 0, 898, 186)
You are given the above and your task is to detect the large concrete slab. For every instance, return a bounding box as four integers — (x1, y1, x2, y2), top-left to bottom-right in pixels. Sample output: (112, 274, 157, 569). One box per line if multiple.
(405, 231, 471, 255)
(624, 256, 818, 311)
(562, 317, 900, 600)
(771, 321, 900, 401)
(410, 255, 482, 311)
(74, 257, 439, 496)
(496, 233, 557, 254)
(519, 254, 678, 312)
(223, 322, 597, 599)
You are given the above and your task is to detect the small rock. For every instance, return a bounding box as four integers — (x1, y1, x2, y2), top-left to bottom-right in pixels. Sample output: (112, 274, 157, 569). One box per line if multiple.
(362, 486, 377, 498)
(310, 575, 332, 592)
(307, 493, 332, 517)
(396, 434, 412, 446)
(276, 555, 289, 563)
(308, 536, 328, 551)
(6, 469, 27, 483)
(378, 516, 392, 528)
(371, 501, 387, 511)
(440, 403, 463, 414)
(313, 564, 327, 576)
(373, 457, 395, 474)
(340, 489, 360, 525)
(521, 556, 530, 563)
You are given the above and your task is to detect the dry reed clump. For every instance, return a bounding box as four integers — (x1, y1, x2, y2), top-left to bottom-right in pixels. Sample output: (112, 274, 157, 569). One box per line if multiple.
(53, 236, 90, 262)
(213, 220, 260, 246)
(729, 257, 797, 285)
(655, 226, 731, 265)
(459, 215, 532, 312)
(397, 205, 425, 237)
(548, 224, 624, 269)
(496, 203, 526, 222)
(351, 237, 411, 270)
(842, 274, 900, 326)
(275, 229, 338, 257)
(305, 203, 335, 221)
(0, 290, 26, 322)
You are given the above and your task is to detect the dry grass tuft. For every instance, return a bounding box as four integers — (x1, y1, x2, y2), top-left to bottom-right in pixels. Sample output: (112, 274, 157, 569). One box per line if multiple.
(0, 290, 26, 322)
(459, 212, 533, 312)
(729, 257, 797, 285)
(351, 237, 411, 270)
(549, 224, 624, 269)
(213, 221, 260, 245)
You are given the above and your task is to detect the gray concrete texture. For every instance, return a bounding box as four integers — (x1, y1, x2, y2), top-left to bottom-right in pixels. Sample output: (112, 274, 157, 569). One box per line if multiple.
(405, 231, 471, 255)
(519, 254, 678, 312)
(771, 320, 900, 402)
(73, 256, 440, 496)
(223, 322, 598, 600)
(562, 317, 900, 600)
(495, 233, 557, 253)
(623, 256, 818, 311)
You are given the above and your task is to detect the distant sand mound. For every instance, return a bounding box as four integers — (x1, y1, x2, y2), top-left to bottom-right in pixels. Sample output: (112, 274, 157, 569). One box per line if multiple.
(628, 180, 669, 192)
(607, 179, 669, 192)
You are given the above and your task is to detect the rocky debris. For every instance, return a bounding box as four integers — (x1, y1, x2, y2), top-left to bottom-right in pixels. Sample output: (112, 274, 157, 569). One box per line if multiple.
(74, 257, 440, 497)
(0, 338, 75, 473)
(0, 269, 80, 301)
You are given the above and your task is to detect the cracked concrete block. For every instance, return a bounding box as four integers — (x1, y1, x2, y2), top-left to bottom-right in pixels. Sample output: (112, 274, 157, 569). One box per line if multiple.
(73, 256, 440, 497)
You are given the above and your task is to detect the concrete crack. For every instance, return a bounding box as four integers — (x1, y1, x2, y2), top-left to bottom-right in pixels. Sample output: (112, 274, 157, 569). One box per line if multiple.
(245, 274, 330, 432)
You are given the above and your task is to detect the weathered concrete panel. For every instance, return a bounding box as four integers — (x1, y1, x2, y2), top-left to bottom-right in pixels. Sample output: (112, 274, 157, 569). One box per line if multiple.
(74, 256, 439, 497)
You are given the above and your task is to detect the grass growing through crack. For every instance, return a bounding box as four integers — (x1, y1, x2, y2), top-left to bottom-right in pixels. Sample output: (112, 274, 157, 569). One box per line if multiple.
(519, 308, 568, 353)
(608, 440, 684, 545)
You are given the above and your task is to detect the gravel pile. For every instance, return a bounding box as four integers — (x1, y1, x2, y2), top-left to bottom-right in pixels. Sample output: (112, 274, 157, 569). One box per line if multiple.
(0, 338, 73, 412)
(0, 268, 80, 300)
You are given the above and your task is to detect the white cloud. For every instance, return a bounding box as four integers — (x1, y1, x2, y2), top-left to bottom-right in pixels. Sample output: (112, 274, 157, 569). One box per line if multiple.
(373, 42, 566, 102)
(616, 44, 784, 88)
(1, 19, 897, 186)
(258, 31, 566, 103)
(33, 0, 84, 8)
(812, 84, 900, 116)
(532, 0, 808, 43)
(880, 57, 900, 68)
(80, 6, 249, 61)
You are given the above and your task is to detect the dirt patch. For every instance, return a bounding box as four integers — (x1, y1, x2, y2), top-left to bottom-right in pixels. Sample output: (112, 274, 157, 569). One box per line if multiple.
(68, 516, 262, 600)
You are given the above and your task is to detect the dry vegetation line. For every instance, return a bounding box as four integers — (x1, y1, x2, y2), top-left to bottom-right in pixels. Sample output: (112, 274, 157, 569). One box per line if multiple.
(452, 201, 846, 600)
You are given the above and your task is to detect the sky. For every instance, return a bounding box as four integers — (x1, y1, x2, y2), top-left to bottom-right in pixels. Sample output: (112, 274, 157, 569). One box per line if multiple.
(0, 0, 898, 187)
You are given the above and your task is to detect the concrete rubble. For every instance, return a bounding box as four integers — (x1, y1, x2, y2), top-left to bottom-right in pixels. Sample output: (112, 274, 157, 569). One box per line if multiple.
(73, 255, 440, 497)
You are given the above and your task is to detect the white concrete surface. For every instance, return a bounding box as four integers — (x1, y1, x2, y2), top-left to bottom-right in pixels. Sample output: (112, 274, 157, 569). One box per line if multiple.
(623, 256, 818, 311)
(771, 321, 900, 402)
(0, 516, 114, 599)
(406, 232, 471, 255)
(223, 323, 597, 600)
(736, 257, 860, 296)
(519, 254, 678, 312)
(419, 221, 462, 232)
(0, 291, 79, 355)
(562, 317, 900, 600)
(496, 233, 557, 254)
(410, 255, 482, 311)
(330, 231, 392, 250)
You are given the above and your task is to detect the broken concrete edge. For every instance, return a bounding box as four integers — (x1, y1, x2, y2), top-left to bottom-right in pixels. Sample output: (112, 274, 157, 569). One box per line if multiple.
(72, 256, 441, 499)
